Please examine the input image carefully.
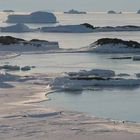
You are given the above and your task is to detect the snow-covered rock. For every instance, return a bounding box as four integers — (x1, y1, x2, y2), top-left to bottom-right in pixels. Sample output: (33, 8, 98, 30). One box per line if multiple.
(94, 25, 140, 32)
(0, 36, 59, 52)
(1, 23, 32, 33)
(82, 38, 140, 53)
(41, 23, 94, 33)
(6, 11, 57, 23)
(41, 24, 140, 33)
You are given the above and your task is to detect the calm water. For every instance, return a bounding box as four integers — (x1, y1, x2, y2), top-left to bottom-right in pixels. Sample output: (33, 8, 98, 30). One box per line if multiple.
(0, 12, 140, 122)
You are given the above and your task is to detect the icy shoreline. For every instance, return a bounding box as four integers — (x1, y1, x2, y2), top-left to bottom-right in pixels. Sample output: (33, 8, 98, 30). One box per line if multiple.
(0, 70, 140, 139)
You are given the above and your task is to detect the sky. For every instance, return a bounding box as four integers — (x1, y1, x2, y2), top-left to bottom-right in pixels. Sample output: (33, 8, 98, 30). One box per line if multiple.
(0, 0, 140, 12)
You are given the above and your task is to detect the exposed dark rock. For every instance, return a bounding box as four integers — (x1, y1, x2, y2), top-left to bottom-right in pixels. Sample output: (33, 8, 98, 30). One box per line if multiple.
(70, 76, 110, 80)
(0, 65, 20, 71)
(0, 36, 24, 45)
(110, 56, 132, 60)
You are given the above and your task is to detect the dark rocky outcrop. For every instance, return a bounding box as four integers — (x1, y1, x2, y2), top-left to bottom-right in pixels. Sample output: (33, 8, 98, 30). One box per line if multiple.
(0, 36, 24, 45)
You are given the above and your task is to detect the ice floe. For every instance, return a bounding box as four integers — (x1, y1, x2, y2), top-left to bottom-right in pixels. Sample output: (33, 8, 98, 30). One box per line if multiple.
(47, 69, 140, 91)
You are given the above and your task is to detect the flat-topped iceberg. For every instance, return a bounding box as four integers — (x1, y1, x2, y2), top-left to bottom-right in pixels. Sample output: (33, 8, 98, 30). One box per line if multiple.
(81, 38, 140, 53)
(6, 11, 57, 23)
(0, 36, 59, 52)
(1, 23, 32, 32)
(41, 23, 94, 33)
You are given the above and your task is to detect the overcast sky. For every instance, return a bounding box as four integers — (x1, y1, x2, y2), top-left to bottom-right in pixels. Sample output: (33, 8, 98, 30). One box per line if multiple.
(0, 0, 140, 12)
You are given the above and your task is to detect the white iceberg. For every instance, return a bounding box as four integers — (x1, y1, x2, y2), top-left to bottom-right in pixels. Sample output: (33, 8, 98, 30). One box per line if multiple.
(1, 23, 32, 33)
(6, 11, 57, 23)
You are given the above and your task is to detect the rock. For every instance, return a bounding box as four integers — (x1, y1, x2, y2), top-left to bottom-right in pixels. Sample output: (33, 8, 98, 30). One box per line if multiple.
(21, 66, 31, 71)
(0, 65, 20, 71)
(108, 10, 117, 14)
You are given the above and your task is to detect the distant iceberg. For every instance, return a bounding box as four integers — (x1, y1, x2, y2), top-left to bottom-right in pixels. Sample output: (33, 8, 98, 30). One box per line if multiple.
(6, 11, 57, 23)
(1, 23, 32, 32)
(64, 9, 86, 14)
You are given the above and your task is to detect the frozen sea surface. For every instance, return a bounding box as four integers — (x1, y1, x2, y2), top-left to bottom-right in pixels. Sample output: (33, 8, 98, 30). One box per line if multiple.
(0, 12, 140, 122)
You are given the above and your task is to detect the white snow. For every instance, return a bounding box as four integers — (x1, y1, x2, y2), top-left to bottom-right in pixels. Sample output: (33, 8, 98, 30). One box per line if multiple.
(1, 23, 32, 33)
(6, 11, 57, 23)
